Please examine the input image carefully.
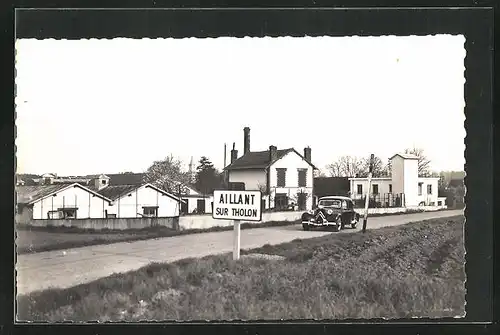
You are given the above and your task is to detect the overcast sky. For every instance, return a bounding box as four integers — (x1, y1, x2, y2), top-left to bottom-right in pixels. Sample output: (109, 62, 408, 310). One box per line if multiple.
(15, 35, 466, 176)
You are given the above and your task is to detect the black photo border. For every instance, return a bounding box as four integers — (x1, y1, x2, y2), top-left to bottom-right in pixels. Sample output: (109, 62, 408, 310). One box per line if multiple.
(3, 2, 497, 335)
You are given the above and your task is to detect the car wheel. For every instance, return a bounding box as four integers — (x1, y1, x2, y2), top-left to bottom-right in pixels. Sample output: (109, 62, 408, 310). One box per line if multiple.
(302, 223, 310, 231)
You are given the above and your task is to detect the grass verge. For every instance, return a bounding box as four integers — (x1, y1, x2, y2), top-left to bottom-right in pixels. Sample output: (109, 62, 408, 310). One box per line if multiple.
(17, 215, 465, 321)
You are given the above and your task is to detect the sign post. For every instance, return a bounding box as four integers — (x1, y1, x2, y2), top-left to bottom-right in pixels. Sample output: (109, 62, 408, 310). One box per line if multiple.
(233, 220, 241, 260)
(362, 154, 375, 233)
(212, 190, 262, 260)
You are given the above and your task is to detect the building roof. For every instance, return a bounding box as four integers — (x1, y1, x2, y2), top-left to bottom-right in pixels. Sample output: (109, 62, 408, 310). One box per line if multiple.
(93, 183, 185, 203)
(93, 184, 140, 200)
(389, 153, 419, 160)
(314, 177, 350, 198)
(105, 173, 146, 185)
(224, 148, 317, 171)
(16, 183, 112, 204)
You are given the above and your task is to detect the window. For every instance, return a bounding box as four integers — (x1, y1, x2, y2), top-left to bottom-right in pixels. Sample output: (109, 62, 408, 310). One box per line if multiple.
(357, 184, 363, 194)
(372, 184, 379, 195)
(101, 179, 107, 185)
(418, 183, 423, 196)
(47, 210, 62, 219)
(297, 169, 307, 187)
(318, 199, 342, 208)
(427, 184, 432, 195)
(276, 168, 287, 187)
(143, 206, 158, 217)
(275, 193, 288, 210)
(60, 208, 77, 219)
(389, 184, 392, 193)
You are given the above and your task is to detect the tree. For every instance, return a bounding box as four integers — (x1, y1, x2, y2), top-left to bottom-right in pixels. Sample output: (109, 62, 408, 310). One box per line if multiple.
(327, 155, 389, 178)
(327, 156, 363, 177)
(195, 156, 220, 195)
(404, 147, 432, 177)
(358, 155, 390, 178)
(144, 155, 192, 193)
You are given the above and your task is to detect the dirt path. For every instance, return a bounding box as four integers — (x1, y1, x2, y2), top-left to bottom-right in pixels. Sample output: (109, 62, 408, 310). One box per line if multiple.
(16, 210, 463, 295)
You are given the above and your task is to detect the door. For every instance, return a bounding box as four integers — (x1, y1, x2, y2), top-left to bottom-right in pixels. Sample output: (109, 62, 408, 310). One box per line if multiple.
(181, 199, 188, 214)
(197, 199, 206, 214)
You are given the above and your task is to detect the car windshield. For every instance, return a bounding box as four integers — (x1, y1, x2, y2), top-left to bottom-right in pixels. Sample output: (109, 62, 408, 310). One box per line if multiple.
(318, 199, 342, 208)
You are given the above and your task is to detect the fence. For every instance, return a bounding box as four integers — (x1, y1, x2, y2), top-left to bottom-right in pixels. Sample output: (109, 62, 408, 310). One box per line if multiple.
(351, 193, 405, 208)
(22, 216, 179, 230)
(178, 211, 302, 231)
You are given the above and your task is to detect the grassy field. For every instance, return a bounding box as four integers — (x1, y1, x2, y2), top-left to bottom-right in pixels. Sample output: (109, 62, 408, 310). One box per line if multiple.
(17, 215, 465, 321)
(15, 220, 299, 254)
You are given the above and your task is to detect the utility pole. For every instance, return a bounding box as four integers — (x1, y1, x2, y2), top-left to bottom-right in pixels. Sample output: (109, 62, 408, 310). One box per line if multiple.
(362, 154, 375, 233)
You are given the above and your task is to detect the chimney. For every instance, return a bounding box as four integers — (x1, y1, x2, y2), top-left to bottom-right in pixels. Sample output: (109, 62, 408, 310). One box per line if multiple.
(304, 147, 311, 162)
(269, 145, 277, 162)
(231, 142, 238, 164)
(243, 127, 250, 154)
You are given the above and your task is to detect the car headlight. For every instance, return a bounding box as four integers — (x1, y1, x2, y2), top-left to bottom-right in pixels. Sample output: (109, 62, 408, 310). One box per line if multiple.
(327, 209, 333, 215)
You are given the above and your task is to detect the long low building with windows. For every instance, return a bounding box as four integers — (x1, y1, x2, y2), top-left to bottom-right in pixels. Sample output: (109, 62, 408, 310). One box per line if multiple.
(348, 153, 447, 208)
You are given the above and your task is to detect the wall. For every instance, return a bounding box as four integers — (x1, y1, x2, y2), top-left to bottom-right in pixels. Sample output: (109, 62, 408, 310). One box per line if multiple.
(27, 217, 177, 230)
(403, 158, 419, 207)
(391, 156, 405, 195)
(269, 151, 314, 210)
(354, 205, 448, 215)
(183, 196, 214, 214)
(107, 185, 180, 218)
(349, 178, 393, 196)
(416, 177, 440, 206)
(32, 185, 110, 220)
(228, 169, 266, 191)
(178, 210, 302, 230)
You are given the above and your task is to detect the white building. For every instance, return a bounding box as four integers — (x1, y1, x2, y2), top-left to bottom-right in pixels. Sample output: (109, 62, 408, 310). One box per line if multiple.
(224, 127, 317, 211)
(348, 153, 446, 208)
(16, 183, 113, 224)
(16, 174, 184, 224)
(178, 184, 214, 214)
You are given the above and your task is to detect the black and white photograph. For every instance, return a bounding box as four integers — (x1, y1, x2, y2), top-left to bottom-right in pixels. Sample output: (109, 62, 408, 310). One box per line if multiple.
(14, 31, 468, 321)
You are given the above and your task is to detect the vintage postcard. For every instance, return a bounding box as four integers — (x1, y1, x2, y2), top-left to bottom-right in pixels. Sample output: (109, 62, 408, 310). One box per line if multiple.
(15, 34, 466, 321)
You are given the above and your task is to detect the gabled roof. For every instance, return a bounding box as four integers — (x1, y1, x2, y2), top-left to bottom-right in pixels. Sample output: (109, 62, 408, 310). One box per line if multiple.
(106, 173, 146, 186)
(94, 183, 185, 203)
(16, 183, 112, 205)
(224, 148, 317, 171)
(389, 153, 419, 160)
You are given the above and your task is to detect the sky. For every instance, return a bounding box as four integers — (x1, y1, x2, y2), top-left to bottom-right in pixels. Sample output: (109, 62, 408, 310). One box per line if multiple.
(15, 35, 466, 176)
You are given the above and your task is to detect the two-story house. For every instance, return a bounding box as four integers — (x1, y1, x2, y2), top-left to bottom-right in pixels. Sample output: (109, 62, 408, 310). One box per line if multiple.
(224, 127, 318, 211)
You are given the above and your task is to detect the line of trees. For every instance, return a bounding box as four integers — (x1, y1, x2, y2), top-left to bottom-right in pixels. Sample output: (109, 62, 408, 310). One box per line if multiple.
(325, 147, 433, 178)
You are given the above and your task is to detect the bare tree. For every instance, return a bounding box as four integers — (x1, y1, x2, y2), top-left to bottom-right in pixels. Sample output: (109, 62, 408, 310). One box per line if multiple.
(327, 156, 363, 177)
(144, 155, 192, 194)
(404, 147, 432, 177)
(358, 155, 390, 178)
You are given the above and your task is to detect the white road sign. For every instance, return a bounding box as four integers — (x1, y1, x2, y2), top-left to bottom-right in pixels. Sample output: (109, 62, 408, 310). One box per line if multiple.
(212, 190, 262, 222)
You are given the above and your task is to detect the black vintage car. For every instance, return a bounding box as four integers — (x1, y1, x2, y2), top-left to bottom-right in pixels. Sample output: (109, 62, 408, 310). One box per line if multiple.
(301, 196, 360, 232)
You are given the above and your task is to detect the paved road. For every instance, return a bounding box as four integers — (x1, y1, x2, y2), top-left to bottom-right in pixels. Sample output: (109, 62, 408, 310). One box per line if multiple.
(16, 210, 462, 295)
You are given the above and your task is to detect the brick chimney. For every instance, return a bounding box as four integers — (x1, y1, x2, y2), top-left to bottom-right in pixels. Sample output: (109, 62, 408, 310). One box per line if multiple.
(269, 145, 277, 162)
(304, 147, 311, 162)
(243, 127, 250, 154)
(231, 142, 238, 164)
